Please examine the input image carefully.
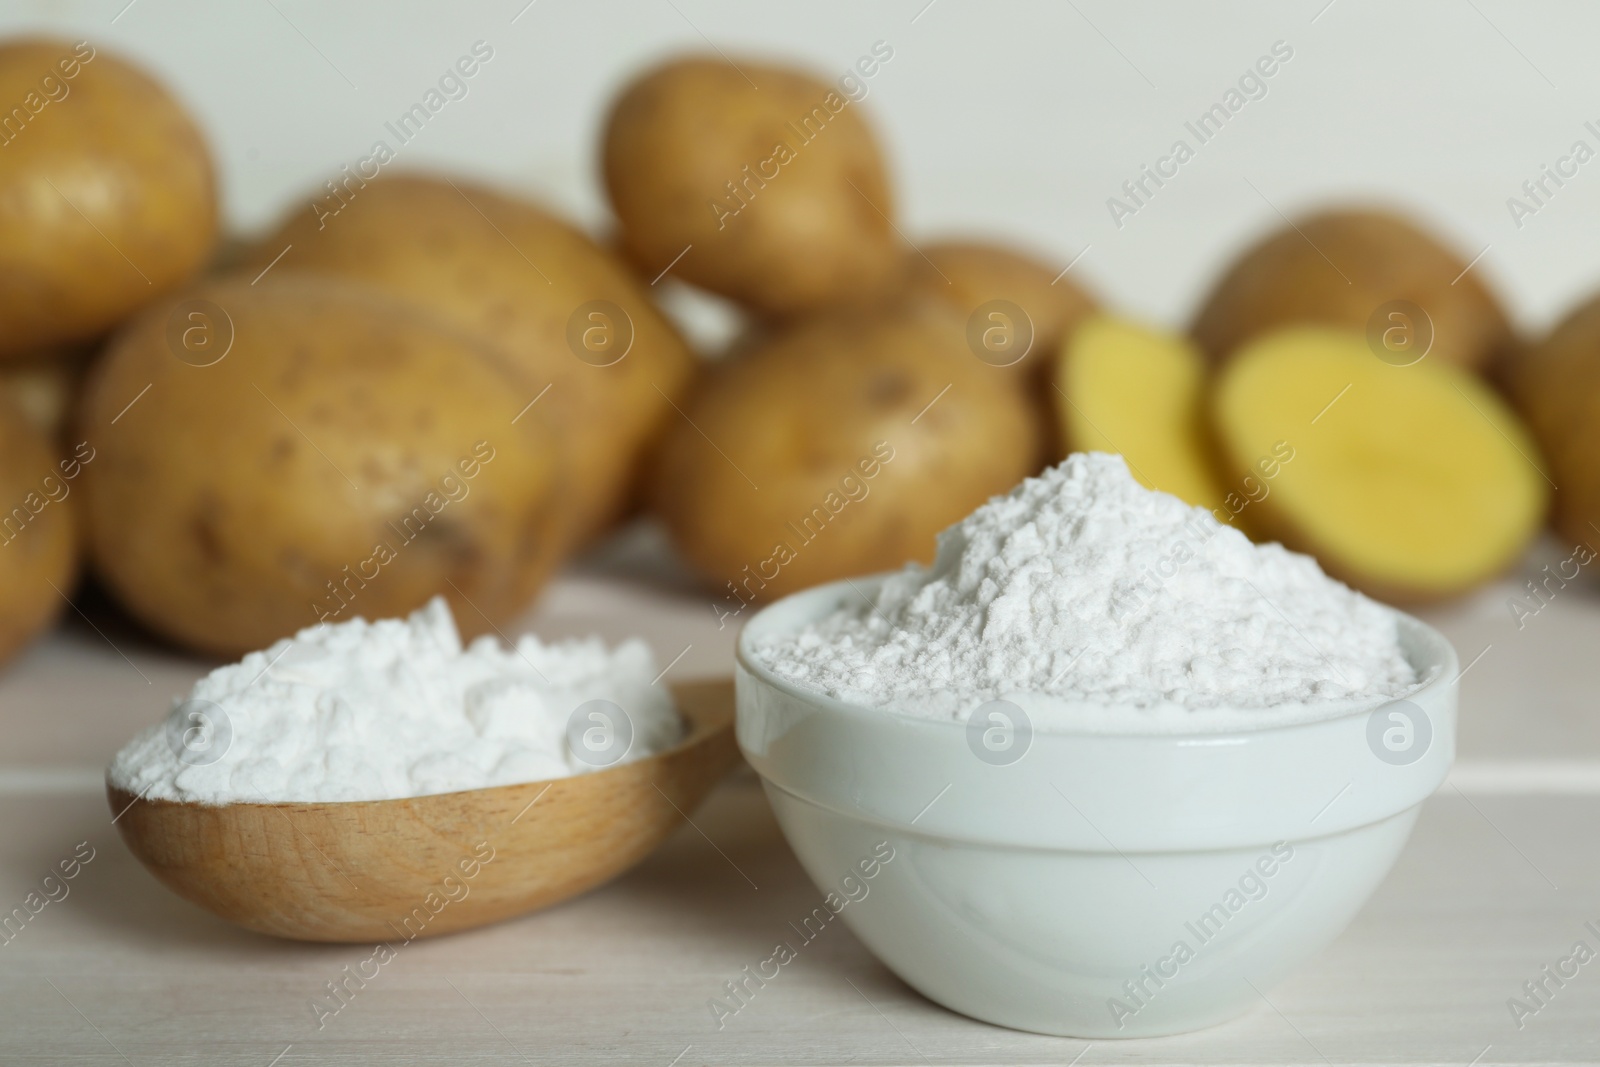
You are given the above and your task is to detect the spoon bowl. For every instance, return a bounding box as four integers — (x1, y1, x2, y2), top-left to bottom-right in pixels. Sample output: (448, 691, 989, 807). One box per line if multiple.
(108, 679, 738, 942)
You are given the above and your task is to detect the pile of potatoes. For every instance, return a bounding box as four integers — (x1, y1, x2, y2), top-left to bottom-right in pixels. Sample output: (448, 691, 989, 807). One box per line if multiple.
(0, 36, 1591, 669)
(605, 57, 1556, 609)
(0, 37, 697, 660)
(606, 56, 1101, 606)
(1058, 209, 1548, 603)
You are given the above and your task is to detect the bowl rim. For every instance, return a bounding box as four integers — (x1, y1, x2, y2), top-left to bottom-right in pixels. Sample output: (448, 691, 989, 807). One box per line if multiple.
(735, 572, 1458, 741)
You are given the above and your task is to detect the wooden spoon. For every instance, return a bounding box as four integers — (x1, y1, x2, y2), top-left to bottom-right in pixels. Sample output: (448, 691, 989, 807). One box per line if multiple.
(108, 678, 739, 942)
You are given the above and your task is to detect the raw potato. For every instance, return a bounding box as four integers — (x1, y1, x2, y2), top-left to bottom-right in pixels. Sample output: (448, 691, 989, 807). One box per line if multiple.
(1054, 316, 1225, 511)
(603, 55, 902, 316)
(651, 306, 1044, 604)
(0, 349, 87, 439)
(0, 39, 217, 357)
(248, 174, 697, 539)
(1505, 294, 1600, 548)
(909, 240, 1098, 379)
(1192, 209, 1512, 371)
(1212, 326, 1547, 602)
(80, 277, 574, 658)
(0, 397, 78, 664)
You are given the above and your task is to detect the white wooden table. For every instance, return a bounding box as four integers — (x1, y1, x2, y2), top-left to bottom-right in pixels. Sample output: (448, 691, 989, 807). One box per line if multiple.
(2, 526, 1597, 1066)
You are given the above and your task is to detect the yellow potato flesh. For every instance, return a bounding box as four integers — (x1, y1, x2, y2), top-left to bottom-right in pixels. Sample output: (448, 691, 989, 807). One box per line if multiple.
(1213, 327, 1547, 598)
(1057, 315, 1225, 511)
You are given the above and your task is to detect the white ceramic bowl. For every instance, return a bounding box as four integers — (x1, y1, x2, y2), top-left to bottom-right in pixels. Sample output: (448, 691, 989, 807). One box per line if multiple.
(735, 576, 1457, 1038)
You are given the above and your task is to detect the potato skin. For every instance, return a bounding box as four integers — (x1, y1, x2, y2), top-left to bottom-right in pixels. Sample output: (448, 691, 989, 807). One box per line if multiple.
(1191, 208, 1511, 370)
(908, 240, 1097, 369)
(603, 55, 902, 316)
(0, 347, 88, 440)
(1506, 294, 1600, 548)
(650, 306, 1043, 604)
(906, 240, 1097, 453)
(79, 277, 573, 657)
(0, 398, 78, 663)
(0, 39, 217, 357)
(248, 174, 696, 540)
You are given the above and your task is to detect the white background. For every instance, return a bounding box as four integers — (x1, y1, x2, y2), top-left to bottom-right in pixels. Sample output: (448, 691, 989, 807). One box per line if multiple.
(2, 0, 1596, 336)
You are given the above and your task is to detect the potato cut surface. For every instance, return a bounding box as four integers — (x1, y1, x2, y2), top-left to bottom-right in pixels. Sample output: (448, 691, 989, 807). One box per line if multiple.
(1213, 327, 1546, 599)
(1056, 315, 1225, 510)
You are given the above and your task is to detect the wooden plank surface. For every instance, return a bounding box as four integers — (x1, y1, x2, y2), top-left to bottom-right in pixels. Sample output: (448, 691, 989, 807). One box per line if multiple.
(1, 779, 1597, 1065)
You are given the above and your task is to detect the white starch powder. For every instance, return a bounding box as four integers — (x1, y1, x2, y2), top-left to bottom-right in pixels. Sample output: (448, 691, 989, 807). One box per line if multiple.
(754, 453, 1419, 723)
(109, 598, 682, 804)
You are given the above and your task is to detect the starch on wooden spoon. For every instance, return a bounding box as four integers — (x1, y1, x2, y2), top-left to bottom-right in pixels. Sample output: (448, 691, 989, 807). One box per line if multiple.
(108, 598, 682, 804)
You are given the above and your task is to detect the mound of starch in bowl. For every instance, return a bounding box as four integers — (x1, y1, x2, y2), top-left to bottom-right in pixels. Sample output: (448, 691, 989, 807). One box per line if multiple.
(753, 452, 1419, 719)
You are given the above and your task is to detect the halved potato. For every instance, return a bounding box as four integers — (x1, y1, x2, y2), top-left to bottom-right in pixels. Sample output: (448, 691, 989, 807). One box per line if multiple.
(1055, 315, 1225, 511)
(1212, 326, 1546, 601)
(1191, 208, 1512, 371)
